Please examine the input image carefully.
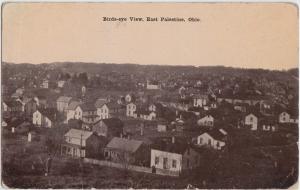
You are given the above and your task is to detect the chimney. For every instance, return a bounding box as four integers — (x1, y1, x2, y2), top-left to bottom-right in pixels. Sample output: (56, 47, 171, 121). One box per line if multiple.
(180, 114, 182, 120)
(140, 124, 144, 136)
(172, 136, 175, 144)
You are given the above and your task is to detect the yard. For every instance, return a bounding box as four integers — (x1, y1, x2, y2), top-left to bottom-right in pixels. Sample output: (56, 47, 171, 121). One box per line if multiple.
(1, 126, 298, 189)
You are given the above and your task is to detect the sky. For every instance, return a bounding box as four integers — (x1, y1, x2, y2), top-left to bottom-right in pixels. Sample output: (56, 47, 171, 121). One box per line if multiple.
(2, 3, 298, 70)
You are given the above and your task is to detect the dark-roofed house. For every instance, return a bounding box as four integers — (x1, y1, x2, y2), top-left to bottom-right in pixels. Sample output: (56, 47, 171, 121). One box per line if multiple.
(24, 99, 38, 118)
(97, 102, 124, 119)
(32, 108, 58, 128)
(57, 96, 73, 113)
(92, 118, 124, 139)
(259, 117, 278, 132)
(81, 102, 98, 125)
(2, 100, 23, 117)
(195, 128, 228, 150)
(61, 128, 107, 159)
(151, 139, 201, 172)
(104, 137, 148, 165)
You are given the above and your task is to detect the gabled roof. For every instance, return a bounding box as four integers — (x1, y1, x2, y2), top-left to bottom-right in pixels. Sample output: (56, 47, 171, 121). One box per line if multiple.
(151, 139, 189, 155)
(81, 102, 96, 112)
(67, 101, 81, 110)
(260, 117, 277, 125)
(105, 102, 122, 110)
(106, 137, 143, 153)
(57, 96, 72, 103)
(194, 93, 209, 99)
(95, 118, 123, 128)
(37, 108, 57, 121)
(3, 100, 22, 107)
(200, 128, 227, 141)
(95, 98, 108, 108)
(64, 128, 93, 140)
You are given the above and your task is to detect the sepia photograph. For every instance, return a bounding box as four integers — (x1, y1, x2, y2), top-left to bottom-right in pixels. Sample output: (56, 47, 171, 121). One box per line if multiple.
(1, 2, 299, 189)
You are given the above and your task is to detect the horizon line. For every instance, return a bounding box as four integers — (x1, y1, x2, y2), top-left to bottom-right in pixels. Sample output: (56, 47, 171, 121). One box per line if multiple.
(2, 61, 298, 72)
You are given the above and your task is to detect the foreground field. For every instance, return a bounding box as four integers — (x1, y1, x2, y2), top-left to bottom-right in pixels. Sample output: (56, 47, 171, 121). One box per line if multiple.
(2, 128, 298, 189)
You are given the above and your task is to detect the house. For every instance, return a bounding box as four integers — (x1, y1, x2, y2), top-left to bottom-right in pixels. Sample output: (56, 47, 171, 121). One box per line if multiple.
(126, 102, 137, 117)
(234, 103, 248, 113)
(197, 114, 214, 127)
(193, 94, 209, 107)
(81, 102, 98, 125)
(66, 101, 82, 123)
(33, 96, 47, 108)
(135, 104, 157, 120)
(151, 139, 201, 172)
(157, 119, 169, 132)
(279, 111, 298, 124)
(139, 110, 156, 121)
(92, 118, 124, 139)
(24, 99, 38, 117)
(259, 118, 278, 132)
(56, 96, 72, 113)
(97, 102, 123, 119)
(125, 94, 135, 103)
(260, 100, 273, 115)
(61, 129, 107, 159)
(57, 80, 66, 88)
(146, 80, 161, 90)
(2, 100, 23, 116)
(244, 113, 259, 130)
(32, 108, 57, 128)
(195, 128, 227, 150)
(41, 79, 49, 88)
(9, 118, 32, 134)
(104, 137, 148, 165)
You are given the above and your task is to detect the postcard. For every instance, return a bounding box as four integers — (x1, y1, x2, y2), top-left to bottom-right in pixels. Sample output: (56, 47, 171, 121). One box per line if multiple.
(1, 2, 298, 189)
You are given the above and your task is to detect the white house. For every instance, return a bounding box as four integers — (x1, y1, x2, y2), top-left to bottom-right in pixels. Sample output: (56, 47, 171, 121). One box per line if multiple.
(279, 111, 298, 124)
(125, 94, 135, 103)
(32, 109, 56, 128)
(196, 129, 227, 150)
(151, 142, 201, 172)
(57, 80, 66, 88)
(193, 94, 209, 107)
(139, 110, 156, 120)
(146, 80, 160, 90)
(41, 79, 49, 89)
(126, 102, 137, 117)
(61, 129, 102, 158)
(66, 101, 82, 123)
(245, 113, 258, 130)
(97, 104, 109, 119)
(148, 104, 156, 112)
(197, 114, 214, 127)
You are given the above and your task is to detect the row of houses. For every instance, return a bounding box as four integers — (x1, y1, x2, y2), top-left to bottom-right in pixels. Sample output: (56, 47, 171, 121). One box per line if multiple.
(60, 128, 223, 172)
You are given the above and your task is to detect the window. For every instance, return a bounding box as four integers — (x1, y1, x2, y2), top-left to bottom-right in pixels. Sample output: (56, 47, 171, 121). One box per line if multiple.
(208, 139, 212, 146)
(199, 137, 203, 144)
(216, 141, 219, 147)
(155, 156, 159, 165)
(172, 160, 177, 168)
(163, 158, 168, 169)
(249, 117, 253, 122)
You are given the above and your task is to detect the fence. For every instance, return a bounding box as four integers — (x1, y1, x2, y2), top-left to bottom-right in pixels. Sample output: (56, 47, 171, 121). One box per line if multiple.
(83, 158, 180, 177)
